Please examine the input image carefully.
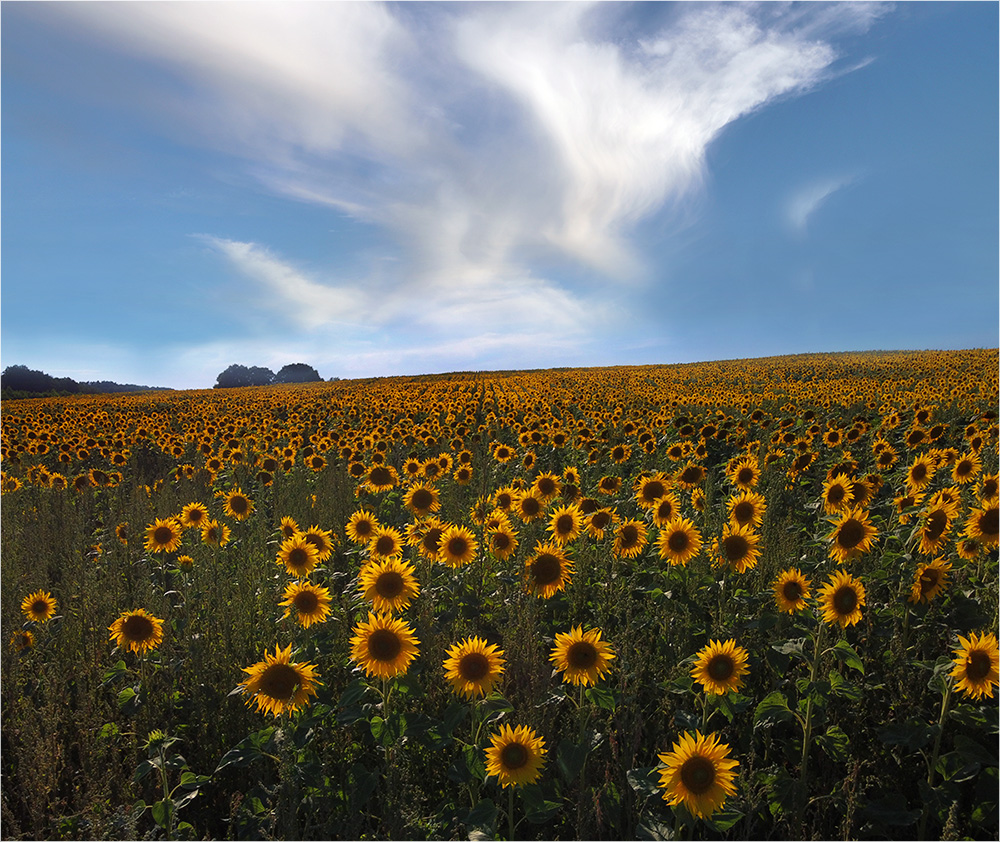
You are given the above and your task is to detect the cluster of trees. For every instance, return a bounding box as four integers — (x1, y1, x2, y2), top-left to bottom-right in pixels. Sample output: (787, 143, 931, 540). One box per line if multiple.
(1, 365, 168, 399)
(213, 362, 323, 389)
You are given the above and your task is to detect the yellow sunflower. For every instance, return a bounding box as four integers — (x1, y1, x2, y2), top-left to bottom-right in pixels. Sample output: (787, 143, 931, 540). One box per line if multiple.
(726, 490, 766, 529)
(276, 534, 321, 577)
(21, 590, 57, 623)
(772, 569, 811, 613)
(547, 505, 583, 545)
(908, 557, 952, 604)
(951, 451, 982, 485)
(144, 517, 183, 554)
(239, 644, 321, 717)
(950, 632, 1000, 700)
(675, 463, 707, 490)
(634, 473, 672, 509)
(613, 519, 648, 559)
(826, 507, 878, 563)
(650, 492, 682, 527)
(368, 526, 405, 561)
(279, 581, 333, 628)
(278, 516, 300, 540)
(364, 464, 399, 493)
(200, 519, 231, 547)
(438, 525, 478, 568)
(657, 731, 739, 819)
(346, 509, 380, 546)
(513, 490, 546, 523)
(358, 557, 421, 613)
(403, 484, 440, 517)
(905, 455, 936, 493)
(549, 625, 616, 686)
(486, 525, 519, 561)
(443, 636, 506, 699)
(349, 612, 420, 680)
(222, 487, 254, 521)
(714, 522, 761, 574)
(821, 476, 854, 514)
(179, 502, 210, 530)
(108, 609, 165, 655)
(964, 503, 999, 548)
(525, 542, 574, 598)
(585, 507, 617, 539)
(818, 570, 866, 628)
(916, 504, 954, 556)
(726, 457, 760, 490)
(11, 630, 34, 651)
(484, 724, 547, 788)
(301, 526, 335, 562)
(655, 518, 703, 567)
(691, 639, 750, 696)
(533, 472, 562, 502)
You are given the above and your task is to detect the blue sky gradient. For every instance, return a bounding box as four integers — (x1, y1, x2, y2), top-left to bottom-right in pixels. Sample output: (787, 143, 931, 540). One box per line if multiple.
(2, 1, 996, 389)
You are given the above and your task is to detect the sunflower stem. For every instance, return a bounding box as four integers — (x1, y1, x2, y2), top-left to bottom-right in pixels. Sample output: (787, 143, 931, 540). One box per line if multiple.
(917, 680, 952, 840)
(507, 784, 516, 841)
(798, 620, 826, 823)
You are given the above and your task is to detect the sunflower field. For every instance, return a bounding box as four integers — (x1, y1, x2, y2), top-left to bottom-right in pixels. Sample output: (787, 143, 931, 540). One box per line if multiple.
(2, 349, 998, 841)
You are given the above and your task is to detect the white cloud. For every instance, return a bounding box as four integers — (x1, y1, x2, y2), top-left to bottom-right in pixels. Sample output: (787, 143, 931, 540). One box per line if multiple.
(786, 175, 858, 232)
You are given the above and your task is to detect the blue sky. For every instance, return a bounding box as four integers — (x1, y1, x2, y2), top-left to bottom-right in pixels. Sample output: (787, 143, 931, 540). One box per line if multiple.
(2, 1, 996, 389)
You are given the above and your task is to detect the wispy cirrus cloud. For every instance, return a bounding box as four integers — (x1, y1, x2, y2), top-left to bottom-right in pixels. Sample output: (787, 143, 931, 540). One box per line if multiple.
(786, 175, 859, 232)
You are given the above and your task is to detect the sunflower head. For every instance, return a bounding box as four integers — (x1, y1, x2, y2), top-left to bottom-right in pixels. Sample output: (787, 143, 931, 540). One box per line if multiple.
(11, 630, 35, 651)
(240, 644, 321, 717)
(443, 636, 506, 699)
(714, 522, 761, 574)
(549, 625, 616, 686)
(818, 570, 866, 628)
(21, 590, 58, 624)
(547, 505, 583, 544)
(279, 581, 333, 628)
(485, 724, 547, 788)
(657, 731, 739, 819)
(691, 639, 750, 696)
(349, 612, 420, 680)
(346, 509, 380, 546)
(656, 518, 703, 567)
(108, 608, 165, 655)
(276, 534, 321, 577)
(613, 519, 648, 559)
(438, 525, 478, 569)
(525, 542, 574, 598)
(908, 557, 952, 604)
(950, 632, 1000, 700)
(368, 526, 404, 561)
(223, 487, 254, 521)
(772, 569, 811, 613)
(358, 558, 421, 613)
(826, 506, 878, 563)
(145, 517, 183, 554)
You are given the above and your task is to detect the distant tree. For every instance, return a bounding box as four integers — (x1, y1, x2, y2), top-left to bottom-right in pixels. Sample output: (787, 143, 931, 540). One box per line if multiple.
(274, 363, 322, 384)
(2, 364, 80, 394)
(213, 364, 275, 389)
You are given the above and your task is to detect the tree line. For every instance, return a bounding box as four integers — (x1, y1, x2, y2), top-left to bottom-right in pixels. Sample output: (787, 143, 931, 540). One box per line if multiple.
(213, 363, 324, 389)
(0, 365, 170, 399)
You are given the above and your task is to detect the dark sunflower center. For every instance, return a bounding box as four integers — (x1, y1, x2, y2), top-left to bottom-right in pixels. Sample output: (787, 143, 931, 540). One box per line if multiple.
(531, 553, 562, 586)
(681, 467, 702, 484)
(592, 511, 612, 529)
(122, 615, 154, 642)
(376, 571, 404, 599)
(260, 663, 299, 699)
(447, 536, 469, 557)
(188, 510, 204, 524)
(153, 526, 174, 544)
(919, 570, 940, 595)
(230, 496, 249, 514)
(411, 489, 434, 510)
(707, 654, 735, 681)
(500, 743, 529, 771)
(600, 478, 618, 491)
(497, 493, 513, 509)
(955, 460, 974, 478)
(723, 534, 749, 562)
(369, 467, 392, 486)
(521, 497, 541, 516)
(375, 535, 397, 556)
(568, 641, 598, 669)
(911, 464, 928, 483)
(643, 481, 665, 501)
(305, 535, 327, 553)
(459, 652, 490, 681)
(967, 651, 992, 682)
(355, 520, 374, 538)
(556, 514, 575, 534)
(423, 529, 443, 553)
(620, 525, 639, 546)
(782, 580, 803, 602)
(368, 628, 402, 662)
(983, 479, 999, 498)
(293, 590, 319, 612)
(680, 755, 716, 795)
(288, 547, 310, 569)
(737, 468, 755, 484)
(537, 478, 556, 496)
(924, 510, 948, 541)
(492, 532, 512, 551)
(668, 530, 690, 553)
(979, 509, 999, 538)
(733, 501, 754, 524)
(31, 600, 48, 615)
(833, 586, 858, 616)
(827, 485, 846, 504)
(837, 519, 864, 550)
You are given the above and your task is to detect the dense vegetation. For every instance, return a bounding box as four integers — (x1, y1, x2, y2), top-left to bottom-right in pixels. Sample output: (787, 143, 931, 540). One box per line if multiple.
(1, 349, 997, 841)
(0, 365, 170, 400)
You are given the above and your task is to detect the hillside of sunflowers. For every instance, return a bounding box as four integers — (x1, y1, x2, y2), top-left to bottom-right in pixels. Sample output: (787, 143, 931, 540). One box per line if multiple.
(2, 348, 998, 841)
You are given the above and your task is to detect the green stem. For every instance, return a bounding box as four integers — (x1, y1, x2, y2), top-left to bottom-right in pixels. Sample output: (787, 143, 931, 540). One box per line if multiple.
(799, 622, 826, 812)
(917, 681, 952, 840)
(508, 785, 515, 841)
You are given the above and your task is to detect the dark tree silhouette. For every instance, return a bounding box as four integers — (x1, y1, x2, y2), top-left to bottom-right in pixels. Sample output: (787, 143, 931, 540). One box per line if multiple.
(274, 363, 323, 384)
(213, 364, 275, 389)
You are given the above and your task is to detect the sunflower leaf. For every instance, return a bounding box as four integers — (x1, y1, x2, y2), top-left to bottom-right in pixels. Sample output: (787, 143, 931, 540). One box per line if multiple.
(816, 724, 850, 763)
(829, 640, 864, 674)
(464, 798, 497, 838)
(520, 784, 561, 824)
(557, 739, 589, 782)
(626, 766, 661, 798)
(754, 691, 795, 726)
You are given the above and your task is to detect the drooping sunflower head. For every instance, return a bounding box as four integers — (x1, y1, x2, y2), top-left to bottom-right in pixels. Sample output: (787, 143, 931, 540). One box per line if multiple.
(144, 517, 183, 554)
(11, 630, 35, 651)
(349, 612, 420, 680)
(950, 631, 1000, 700)
(180, 502, 210, 530)
(917, 505, 953, 556)
(818, 570, 866, 628)
(772, 569, 811, 613)
(279, 581, 333, 628)
(438, 525, 478, 569)
(826, 507, 878, 563)
(443, 636, 506, 699)
(908, 557, 951, 604)
(358, 557, 420, 613)
(657, 730, 739, 820)
(276, 534, 321, 577)
(547, 505, 583, 545)
(656, 517, 703, 567)
(223, 487, 254, 521)
(240, 643, 321, 717)
(549, 625, 616, 686)
(485, 724, 547, 788)
(21, 590, 57, 624)
(691, 639, 750, 696)
(525, 542, 574, 599)
(108, 608, 165, 655)
(613, 519, 648, 559)
(200, 518, 231, 546)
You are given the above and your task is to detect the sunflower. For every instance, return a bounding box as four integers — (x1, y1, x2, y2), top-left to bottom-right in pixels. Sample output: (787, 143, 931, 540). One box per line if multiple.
(597, 475, 622, 495)
(956, 536, 983, 561)
(443, 636, 506, 699)
(513, 490, 546, 523)
(525, 542, 574, 598)
(964, 503, 999, 548)
(200, 519, 231, 547)
(453, 465, 473, 485)
(951, 451, 981, 485)
(827, 507, 878, 563)
(916, 504, 954, 556)
(403, 484, 440, 517)
(180, 502, 210, 530)
(676, 463, 706, 489)
(772, 569, 811, 613)
(493, 486, 517, 512)
(279, 516, 300, 540)
(299, 525, 333, 561)
(818, 570, 866, 628)
(349, 612, 420, 680)
(533, 472, 562, 502)
(656, 518, 703, 567)
(645, 490, 679, 525)
(438, 525, 478, 568)
(11, 630, 34, 651)
(547, 505, 583, 545)
(821, 476, 854, 514)
(222, 487, 254, 521)
(410, 517, 447, 561)
(950, 632, 1000, 700)
(905, 455, 936, 493)
(177, 555, 194, 570)
(691, 639, 749, 696)
(21, 590, 57, 623)
(276, 534, 321, 577)
(727, 457, 760, 490)
(239, 644, 321, 717)
(364, 464, 398, 493)
(486, 524, 519, 561)
(657, 731, 739, 819)
(358, 557, 420, 613)
(549, 625, 616, 686)
(634, 473, 671, 509)
(346, 509, 380, 546)
(613, 519, 648, 559)
(714, 522, 761, 574)
(726, 490, 766, 529)
(144, 518, 183, 554)
(908, 557, 951, 604)
(978, 473, 999, 504)
(585, 507, 617, 539)
(279, 581, 333, 628)
(108, 609, 165, 655)
(368, 526, 405, 561)
(484, 724, 547, 788)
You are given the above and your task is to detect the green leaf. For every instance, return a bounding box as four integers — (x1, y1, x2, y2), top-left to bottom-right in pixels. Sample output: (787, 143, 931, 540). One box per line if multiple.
(520, 784, 561, 824)
(626, 766, 661, 799)
(557, 739, 589, 782)
(151, 799, 174, 830)
(101, 660, 128, 686)
(349, 763, 378, 806)
(635, 814, 674, 840)
(816, 724, 850, 763)
(704, 808, 743, 832)
(828, 670, 862, 701)
(464, 799, 497, 837)
(771, 638, 809, 661)
(754, 691, 795, 725)
(584, 684, 619, 711)
(953, 734, 998, 766)
(877, 719, 937, 751)
(829, 639, 864, 674)
(133, 759, 157, 784)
